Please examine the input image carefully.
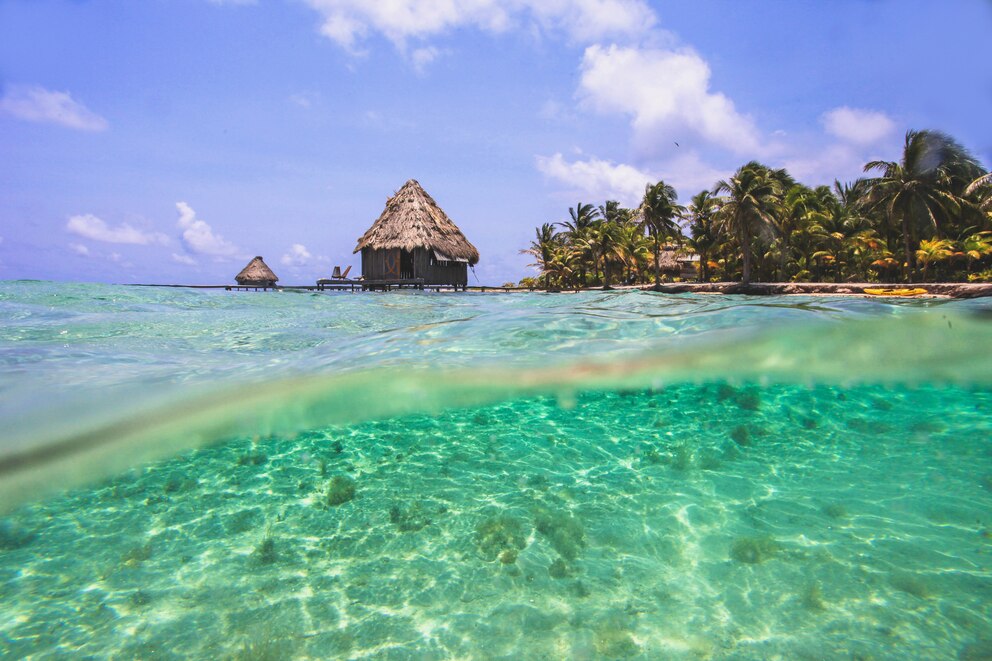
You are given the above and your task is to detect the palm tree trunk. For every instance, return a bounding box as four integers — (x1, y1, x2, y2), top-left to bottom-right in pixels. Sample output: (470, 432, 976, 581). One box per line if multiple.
(902, 217, 914, 283)
(653, 239, 661, 287)
(741, 230, 752, 285)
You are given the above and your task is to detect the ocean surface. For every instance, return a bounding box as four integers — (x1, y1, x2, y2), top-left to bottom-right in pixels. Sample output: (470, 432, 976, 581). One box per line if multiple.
(1, 280, 991, 660)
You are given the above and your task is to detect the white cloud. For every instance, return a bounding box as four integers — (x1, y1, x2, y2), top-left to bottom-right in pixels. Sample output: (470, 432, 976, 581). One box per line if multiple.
(0, 85, 108, 132)
(536, 153, 654, 207)
(67, 214, 168, 245)
(578, 45, 761, 155)
(175, 202, 241, 258)
(289, 92, 317, 108)
(301, 0, 654, 55)
(411, 46, 442, 73)
(70, 243, 90, 256)
(172, 252, 197, 266)
(822, 106, 895, 145)
(281, 243, 313, 266)
(784, 140, 898, 188)
(659, 151, 732, 196)
(536, 150, 730, 206)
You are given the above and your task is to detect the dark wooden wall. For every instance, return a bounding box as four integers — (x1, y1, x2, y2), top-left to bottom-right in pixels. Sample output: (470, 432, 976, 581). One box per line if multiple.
(361, 248, 468, 286)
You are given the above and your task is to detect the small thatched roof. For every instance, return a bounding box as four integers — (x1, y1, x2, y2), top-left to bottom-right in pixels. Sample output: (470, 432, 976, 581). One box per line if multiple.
(658, 248, 681, 273)
(235, 256, 279, 284)
(354, 180, 480, 265)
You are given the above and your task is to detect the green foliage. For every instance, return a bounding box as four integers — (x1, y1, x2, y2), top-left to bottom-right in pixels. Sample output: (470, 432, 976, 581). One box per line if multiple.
(968, 268, 992, 282)
(520, 129, 990, 285)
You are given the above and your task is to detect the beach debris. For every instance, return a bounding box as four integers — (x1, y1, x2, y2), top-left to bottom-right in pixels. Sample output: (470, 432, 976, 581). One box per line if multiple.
(669, 444, 692, 471)
(593, 611, 640, 658)
(735, 389, 762, 411)
(534, 506, 585, 561)
(498, 549, 518, 564)
(822, 503, 848, 520)
(801, 582, 827, 612)
(730, 425, 751, 446)
(327, 475, 356, 506)
(548, 558, 571, 579)
(163, 473, 198, 494)
(121, 542, 153, 568)
(237, 452, 268, 467)
(389, 502, 431, 532)
(730, 535, 779, 564)
(475, 514, 527, 562)
(889, 572, 932, 599)
(253, 536, 277, 565)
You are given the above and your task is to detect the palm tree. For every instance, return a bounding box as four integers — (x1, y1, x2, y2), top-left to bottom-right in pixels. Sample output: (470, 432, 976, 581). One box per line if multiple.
(965, 172, 992, 218)
(863, 129, 983, 281)
(916, 238, 955, 281)
(559, 202, 601, 286)
(520, 223, 560, 289)
(615, 222, 652, 283)
(714, 162, 783, 284)
(640, 181, 685, 287)
(959, 229, 992, 274)
(686, 190, 720, 282)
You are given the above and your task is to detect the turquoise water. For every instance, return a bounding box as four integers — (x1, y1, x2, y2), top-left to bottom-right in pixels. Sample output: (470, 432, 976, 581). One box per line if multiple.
(1, 282, 991, 659)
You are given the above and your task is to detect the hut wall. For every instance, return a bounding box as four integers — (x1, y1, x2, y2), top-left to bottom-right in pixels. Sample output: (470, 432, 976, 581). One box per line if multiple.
(361, 248, 467, 286)
(416, 248, 467, 287)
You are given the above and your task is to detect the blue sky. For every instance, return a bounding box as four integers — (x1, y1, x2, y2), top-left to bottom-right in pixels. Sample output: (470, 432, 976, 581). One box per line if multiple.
(1, 0, 989, 285)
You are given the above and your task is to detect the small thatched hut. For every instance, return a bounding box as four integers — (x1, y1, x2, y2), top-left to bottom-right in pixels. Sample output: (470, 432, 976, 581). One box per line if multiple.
(235, 256, 279, 287)
(354, 180, 480, 289)
(658, 247, 681, 276)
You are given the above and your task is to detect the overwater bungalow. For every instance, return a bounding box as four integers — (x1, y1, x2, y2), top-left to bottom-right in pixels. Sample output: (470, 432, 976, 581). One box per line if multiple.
(354, 180, 480, 290)
(235, 256, 279, 288)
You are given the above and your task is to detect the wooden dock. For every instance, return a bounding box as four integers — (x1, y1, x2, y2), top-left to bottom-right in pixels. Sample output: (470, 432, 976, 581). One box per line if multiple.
(130, 279, 497, 292)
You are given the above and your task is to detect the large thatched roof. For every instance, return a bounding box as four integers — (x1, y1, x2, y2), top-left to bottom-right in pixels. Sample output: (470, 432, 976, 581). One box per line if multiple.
(235, 256, 279, 284)
(354, 180, 480, 265)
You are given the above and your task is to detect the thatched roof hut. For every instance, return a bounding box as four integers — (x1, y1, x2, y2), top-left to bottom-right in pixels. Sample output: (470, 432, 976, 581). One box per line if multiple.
(658, 247, 681, 274)
(354, 180, 479, 265)
(235, 256, 278, 287)
(354, 180, 479, 289)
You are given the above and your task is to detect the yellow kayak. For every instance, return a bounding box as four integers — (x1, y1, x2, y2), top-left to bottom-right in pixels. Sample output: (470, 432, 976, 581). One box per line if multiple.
(863, 287, 928, 297)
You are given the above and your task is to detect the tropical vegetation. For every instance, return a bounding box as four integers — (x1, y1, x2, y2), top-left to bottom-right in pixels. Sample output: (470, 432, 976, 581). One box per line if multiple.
(520, 129, 991, 288)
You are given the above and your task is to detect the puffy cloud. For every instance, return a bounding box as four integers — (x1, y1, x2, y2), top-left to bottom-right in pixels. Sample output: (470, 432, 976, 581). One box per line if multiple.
(536, 152, 654, 207)
(281, 243, 313, 266)
(67, 214, 168, 245)
(172, 252, 197, 266)
(578, 45, 761, 155)
(0, 85, 108, 131)
(70, 243, 90, 256)
(410, 46, 442, 73)
(301, 0, 654, 54)
(175, 202, 240, 258)
(536, 151, 730, 206)
(822, 106, 895, 145)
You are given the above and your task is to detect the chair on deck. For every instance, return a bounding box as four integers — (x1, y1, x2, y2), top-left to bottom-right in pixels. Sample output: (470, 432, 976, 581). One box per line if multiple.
(330, 265, 352, 280)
